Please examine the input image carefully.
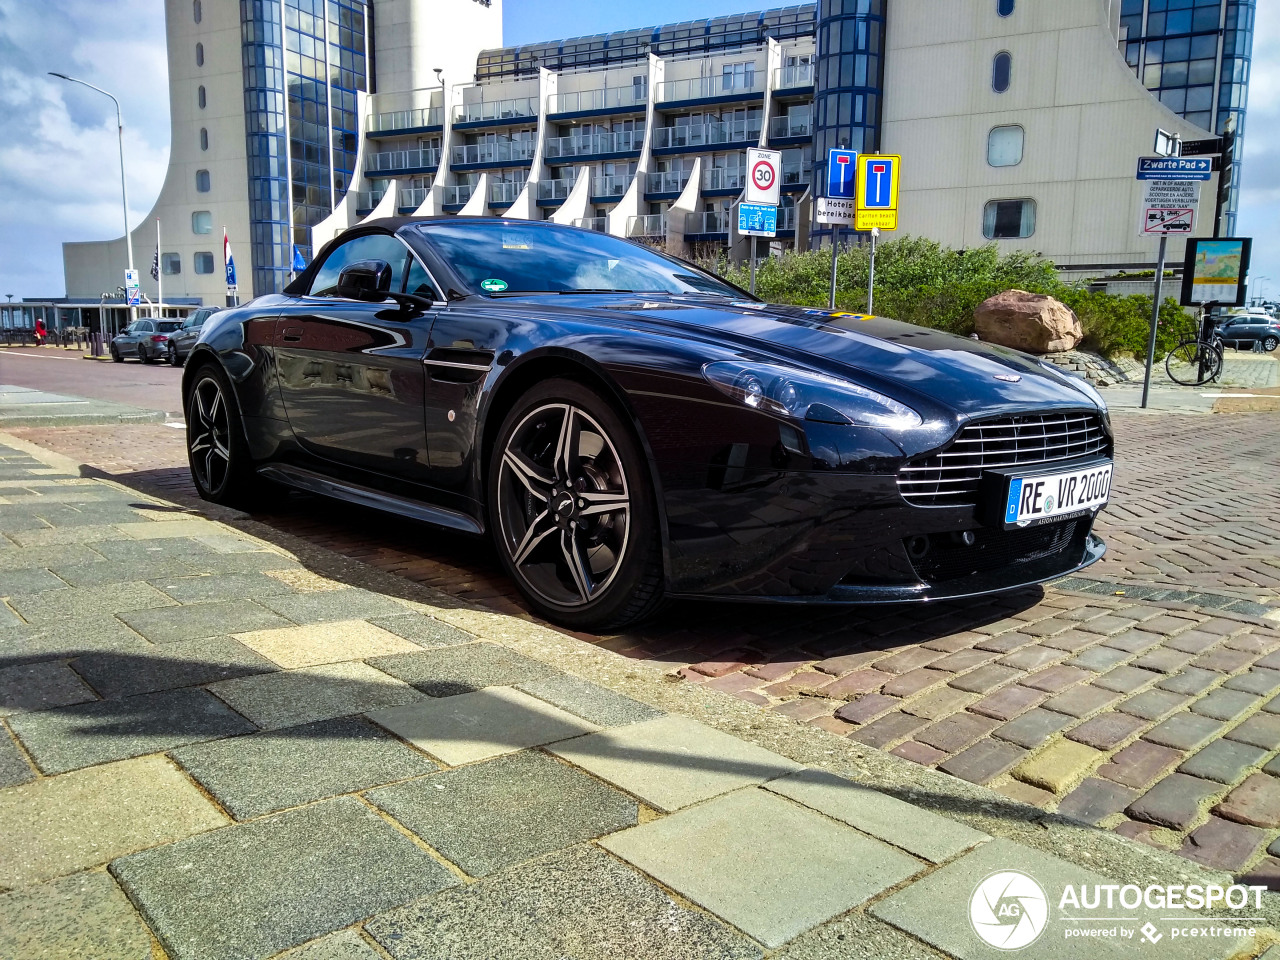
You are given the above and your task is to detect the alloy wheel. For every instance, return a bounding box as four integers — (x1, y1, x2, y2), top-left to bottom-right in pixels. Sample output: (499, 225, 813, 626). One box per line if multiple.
(188, 376, 232, 495)
(168, 344, 180, 366)
(496, 402, 631, 608)
(1266, 336, 1278, 352)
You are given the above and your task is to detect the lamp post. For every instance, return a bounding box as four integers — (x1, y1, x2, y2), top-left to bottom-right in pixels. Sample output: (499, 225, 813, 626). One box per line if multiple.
(49, 72, 136, 333)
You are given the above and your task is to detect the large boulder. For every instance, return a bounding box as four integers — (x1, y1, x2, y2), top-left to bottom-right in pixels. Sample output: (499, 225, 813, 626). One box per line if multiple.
(974, 290, 1083, 354)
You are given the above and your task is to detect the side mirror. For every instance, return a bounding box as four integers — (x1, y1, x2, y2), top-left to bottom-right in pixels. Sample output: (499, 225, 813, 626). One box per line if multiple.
(336, 259, 393, 302)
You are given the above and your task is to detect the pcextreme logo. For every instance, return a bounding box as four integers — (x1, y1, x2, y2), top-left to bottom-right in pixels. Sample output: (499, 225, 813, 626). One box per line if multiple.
(970, 871, 1049, 950)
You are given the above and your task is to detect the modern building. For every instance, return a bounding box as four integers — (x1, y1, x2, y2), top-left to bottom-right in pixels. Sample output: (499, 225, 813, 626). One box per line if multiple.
(62, 0, 1254, 304)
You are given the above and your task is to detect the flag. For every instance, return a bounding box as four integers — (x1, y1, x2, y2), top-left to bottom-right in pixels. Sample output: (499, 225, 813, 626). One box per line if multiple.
(150, 245, 160, 282)
(291, 245, 306, 273)
(223, 228, 237, 288)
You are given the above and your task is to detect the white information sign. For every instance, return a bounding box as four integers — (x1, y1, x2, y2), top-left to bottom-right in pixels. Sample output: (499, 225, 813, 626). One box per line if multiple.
(815, 196, 855, 224)
(1139, 180, 1200, 236)
(745, 147, 781, 206)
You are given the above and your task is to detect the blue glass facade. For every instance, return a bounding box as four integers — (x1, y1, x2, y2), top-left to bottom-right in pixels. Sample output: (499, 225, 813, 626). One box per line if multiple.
(240, 0, 291, 295)
(1119, 0, 1254, 233)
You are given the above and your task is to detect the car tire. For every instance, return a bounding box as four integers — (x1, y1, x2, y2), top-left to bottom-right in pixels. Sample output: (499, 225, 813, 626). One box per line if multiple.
(138, 345, 153, 365)
(488, 378, 666, 631)
(1265, 336, 1279, 352)
(110, 345, 122, 363)
(184, 362, 276, 509)
(168, 343, 181, 366)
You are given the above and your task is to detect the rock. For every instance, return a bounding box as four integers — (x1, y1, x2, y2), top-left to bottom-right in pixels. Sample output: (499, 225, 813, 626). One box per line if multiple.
(974, 290, 1084, 353)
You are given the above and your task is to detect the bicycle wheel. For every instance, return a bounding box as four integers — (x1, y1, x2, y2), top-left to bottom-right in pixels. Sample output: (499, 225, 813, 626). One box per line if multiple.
(1165, 340, 1222, 386)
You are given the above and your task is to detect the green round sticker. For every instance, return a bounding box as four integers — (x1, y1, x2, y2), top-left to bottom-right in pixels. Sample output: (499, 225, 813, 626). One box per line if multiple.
(481, 278, 508, 293)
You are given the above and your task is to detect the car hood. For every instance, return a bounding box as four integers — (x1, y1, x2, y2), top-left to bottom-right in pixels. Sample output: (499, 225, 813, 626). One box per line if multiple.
(540, 295, 1102, 418)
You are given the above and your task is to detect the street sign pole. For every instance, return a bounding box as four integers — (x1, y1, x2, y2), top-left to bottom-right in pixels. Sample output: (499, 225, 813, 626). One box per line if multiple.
(868, 228, 879, 314)
(828, 228, 839, 310)
(749, 238, 758, 296)
(1141, 234, 1168, 410)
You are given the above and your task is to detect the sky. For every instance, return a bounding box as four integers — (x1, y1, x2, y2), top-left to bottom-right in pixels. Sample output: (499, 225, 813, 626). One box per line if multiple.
(0, 0, 1276, 301)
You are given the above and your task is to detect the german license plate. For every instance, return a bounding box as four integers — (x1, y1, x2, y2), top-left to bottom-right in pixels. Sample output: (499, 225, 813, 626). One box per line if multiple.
(1004, 462, 1113, 527)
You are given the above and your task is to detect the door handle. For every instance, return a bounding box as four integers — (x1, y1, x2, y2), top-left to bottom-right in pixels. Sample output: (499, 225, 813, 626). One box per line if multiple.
(282, 326, 304, 343)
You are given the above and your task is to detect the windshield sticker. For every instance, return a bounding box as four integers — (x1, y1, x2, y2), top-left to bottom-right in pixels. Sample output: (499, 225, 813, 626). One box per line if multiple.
(501, 243, 530, 250)
(480, 278, 509, 293)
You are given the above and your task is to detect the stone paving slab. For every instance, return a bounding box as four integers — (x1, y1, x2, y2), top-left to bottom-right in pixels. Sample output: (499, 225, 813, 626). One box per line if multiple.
(278, 930, 384, 960)
(0, 754, 228, 887)
(0, 727, 35, 787)
(0, 870, 153, 960)
(0, 615, 152, 666)
(773, 911, 951, 960)
(872, 838, 1238, 959)
(547, 714, 803, 812)
(149, 571, 295, 604)
(6, 581, 176, 622)
(171, 715, 439, 820)
(69, 636, 278, 699)
(368, 612, 476, 648)
(117, 600, 292, 643)
(258, 588, 410, 624)
(369, 641, 560, 696)
(233, 618, 421, 669)
(367, 685, 597, 765)
(765, 768, 990, 863)
(0, 659, 96, 715)
(602, 787, 923, 948)
(516, 673, 665, 727)
(8, 686, 257, 774)
(367, 750, 637, 876)
(110, 796, 458, 960)
(0, 566, 68, 594)
(365, 844, 762, 960)
(208, 660, 428, 730)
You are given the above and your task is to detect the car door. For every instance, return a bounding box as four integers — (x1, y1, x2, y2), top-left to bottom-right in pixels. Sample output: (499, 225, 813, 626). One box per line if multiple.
(120, 320, 151, 354)
(273, 231, 442, 482)
(174, 310, 206, 356)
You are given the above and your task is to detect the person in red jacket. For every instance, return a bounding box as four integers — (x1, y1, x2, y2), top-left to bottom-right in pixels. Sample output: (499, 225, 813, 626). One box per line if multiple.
(34, 317, 47, 346)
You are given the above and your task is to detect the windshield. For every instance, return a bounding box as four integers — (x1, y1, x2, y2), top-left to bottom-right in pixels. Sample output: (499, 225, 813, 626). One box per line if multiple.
(411, 220, 742, 299)
(158, 321, 182, 332)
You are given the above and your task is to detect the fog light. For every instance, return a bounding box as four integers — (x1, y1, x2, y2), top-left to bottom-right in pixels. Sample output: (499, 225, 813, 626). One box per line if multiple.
(906, 536, 929, 560)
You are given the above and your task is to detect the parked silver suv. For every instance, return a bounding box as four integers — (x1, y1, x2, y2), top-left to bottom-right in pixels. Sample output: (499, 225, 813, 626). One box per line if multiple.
(109, 319, 184, 363)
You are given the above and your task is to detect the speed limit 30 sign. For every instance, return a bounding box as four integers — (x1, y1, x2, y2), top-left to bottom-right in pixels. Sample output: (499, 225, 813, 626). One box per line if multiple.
(746, 147, 781, 206)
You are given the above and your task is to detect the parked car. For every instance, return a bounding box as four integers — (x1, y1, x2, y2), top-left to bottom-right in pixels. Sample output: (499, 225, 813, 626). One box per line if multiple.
(183, 217, 1112, 630)
(165, 307, 221, 366)
(110, 319, 184, 363)
(1214, 310, 1280, 352)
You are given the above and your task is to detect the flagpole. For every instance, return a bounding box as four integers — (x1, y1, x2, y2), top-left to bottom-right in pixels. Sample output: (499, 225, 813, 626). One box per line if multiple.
(155, 219, 162, 317)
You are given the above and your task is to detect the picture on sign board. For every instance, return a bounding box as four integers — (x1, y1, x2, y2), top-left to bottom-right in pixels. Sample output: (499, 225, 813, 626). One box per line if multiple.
(1179, 237, 1252, 307)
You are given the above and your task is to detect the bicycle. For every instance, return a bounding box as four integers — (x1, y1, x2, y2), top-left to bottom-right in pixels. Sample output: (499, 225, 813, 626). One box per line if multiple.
(1164, 335, 1224, 386)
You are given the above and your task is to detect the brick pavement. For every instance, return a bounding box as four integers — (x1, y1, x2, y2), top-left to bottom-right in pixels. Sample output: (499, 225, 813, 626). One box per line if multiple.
(9, 410, 1280, 882)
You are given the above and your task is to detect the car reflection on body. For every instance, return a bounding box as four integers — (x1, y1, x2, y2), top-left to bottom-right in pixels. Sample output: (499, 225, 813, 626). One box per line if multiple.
(181, 218, 1112, 630)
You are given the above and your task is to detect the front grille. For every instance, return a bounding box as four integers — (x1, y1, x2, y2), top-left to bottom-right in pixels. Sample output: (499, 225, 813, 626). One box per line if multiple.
(898, 412, 1109, 507)
(911, 520, 1082, 584)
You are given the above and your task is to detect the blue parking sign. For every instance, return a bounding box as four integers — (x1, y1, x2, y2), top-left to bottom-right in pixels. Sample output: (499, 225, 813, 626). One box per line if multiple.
(827, 148, 857, 199)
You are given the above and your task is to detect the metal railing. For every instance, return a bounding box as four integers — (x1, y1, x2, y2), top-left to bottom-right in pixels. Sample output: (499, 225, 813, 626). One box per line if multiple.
(489, 180, 526, 205)
(537, 178, 575, 202)
(656, 74, 764, 103)
(591, 174, 634, 198)
(356, 188, 386, 209)
(450, 139, 536, 166)
(626, 213, 667, 237)
(453, 97, 538, 124)
(702, 167, 746, 191)
(644, 169, 694, 194)
(544, 129, 642, 160)
(369, 106, 443, 132)
(781, 161, 811, 186)
(769, 113, 813, 139)
(548, 87, 647, 115)
(686, 210, 730, 234)
(398, 186, 429, 209)
(651, 119, 762, 150)
(366, 147, 441, 172)
(774, 63, 815, 89)
(442, 183, 475, 205)
(573, 216, 608, 232)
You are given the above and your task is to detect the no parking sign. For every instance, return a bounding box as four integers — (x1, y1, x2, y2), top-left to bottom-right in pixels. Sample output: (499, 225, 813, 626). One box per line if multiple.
(745, 147, 781, 206)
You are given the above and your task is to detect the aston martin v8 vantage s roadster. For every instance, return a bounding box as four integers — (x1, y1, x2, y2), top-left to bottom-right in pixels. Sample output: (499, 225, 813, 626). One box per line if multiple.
(183, 217, 1112, 629)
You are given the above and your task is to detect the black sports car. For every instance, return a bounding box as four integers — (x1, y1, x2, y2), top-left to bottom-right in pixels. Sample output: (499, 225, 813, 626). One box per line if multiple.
(183, 217, 1112, 629)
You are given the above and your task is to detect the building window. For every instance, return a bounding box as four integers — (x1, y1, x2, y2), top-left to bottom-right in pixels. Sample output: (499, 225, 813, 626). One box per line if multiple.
(721, 61, 757, 92)
(162, 253, 182, 276)
(193, 252, 216, 274)
(193, 0, 201, 23)
(992, 52, 1012, 93)
(192, 211, 212, 234)
(997, 0, 1014, 16)
(987, 125, 1024, 166)
(195, 169, 211, 192)
(195, 42, 204, 67)
(198, 85, 206, 109)
(983, 199, 1036, 239)
(199, 128, 208, 151)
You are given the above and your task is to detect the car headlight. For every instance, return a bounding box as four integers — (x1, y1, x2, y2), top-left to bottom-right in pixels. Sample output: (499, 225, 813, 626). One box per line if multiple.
(702, 360, 922, 428)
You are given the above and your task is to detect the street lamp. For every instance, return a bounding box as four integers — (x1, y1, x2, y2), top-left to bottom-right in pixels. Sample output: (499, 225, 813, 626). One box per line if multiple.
(49, 72, 136, 334)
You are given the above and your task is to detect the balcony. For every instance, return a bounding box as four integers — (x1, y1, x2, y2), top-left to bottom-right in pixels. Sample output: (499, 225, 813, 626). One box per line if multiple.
(356, 188, 386, 210)
(544, 129, 642, 161)
(442, 184, 475, 206)
(702, 167, 746, 192)
(626, 214, 667, 238)
(686, 210, 730, 235)
(366, 147, 440, 174)
(548, 87, 647, 116)
(779, 205, 797, 231)
(368, 106, 443, 133)
(651, 119, 762, 151)
(774, 63, 815, 90)
(591, 174, 634, 200)
(656, 74, 764, 105)
(398, 186, 429, 209)
(573, 216, 608, 232)
(450, 139, 536, 167)
(537, 178, 575, 203)
(782, 161, 811, 187)
(769, 113, 813, 140)
(489, 180, 526, 206)
(454, 97, 539, 125)
(644, 169, 693, 195)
